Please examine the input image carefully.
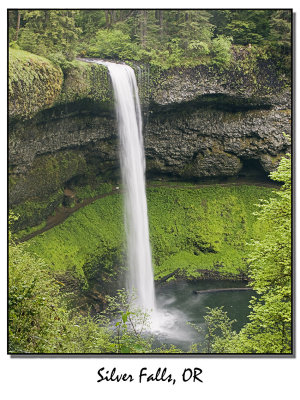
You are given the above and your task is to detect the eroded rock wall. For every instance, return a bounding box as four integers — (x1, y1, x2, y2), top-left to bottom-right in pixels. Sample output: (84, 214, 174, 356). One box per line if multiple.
(8, 52, 291, 230)
(145, 103, 290, 178)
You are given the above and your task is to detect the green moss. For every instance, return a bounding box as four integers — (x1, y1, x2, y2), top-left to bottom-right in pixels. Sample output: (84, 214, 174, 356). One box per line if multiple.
(11, 190, 63, 232)
(9, 49, 113, 119)
(9, 49, 63, 119)
(73, 182, 114, 201)
(25, 184, 275, 288)
(57, 59, 112, 106)
(147, 185, 274, 279)
(10, 150, 87, 204)
(26, 193, 124, 286)
(14, 221, 47, 241)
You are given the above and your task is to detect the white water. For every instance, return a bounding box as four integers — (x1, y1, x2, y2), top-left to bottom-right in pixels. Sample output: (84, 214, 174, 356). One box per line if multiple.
(97, 61, 156, 313)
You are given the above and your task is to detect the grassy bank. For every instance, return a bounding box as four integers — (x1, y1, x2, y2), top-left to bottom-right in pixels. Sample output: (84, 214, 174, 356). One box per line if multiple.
(148, 185, 273, 279)
(25, 184, 274, 287)
(9, 48, 63, 119)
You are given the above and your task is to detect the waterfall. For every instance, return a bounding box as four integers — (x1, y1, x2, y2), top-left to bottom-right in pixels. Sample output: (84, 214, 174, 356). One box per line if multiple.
(96, 60, 156, 313)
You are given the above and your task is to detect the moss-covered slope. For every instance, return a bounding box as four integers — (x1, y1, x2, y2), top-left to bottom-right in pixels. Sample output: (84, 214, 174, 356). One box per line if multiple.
(25, 184, 274, 288)
(9, 49, 63, 119)
(59, 58, 112, 106)
(8, 49, 112, 120)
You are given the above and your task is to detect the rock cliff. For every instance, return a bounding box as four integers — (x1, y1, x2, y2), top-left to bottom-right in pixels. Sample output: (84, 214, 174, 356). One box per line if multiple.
(8, 49, 291, 230)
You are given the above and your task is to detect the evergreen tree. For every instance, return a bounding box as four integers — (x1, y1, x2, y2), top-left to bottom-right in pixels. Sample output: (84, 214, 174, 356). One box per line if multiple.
(17, 10, 81, 59)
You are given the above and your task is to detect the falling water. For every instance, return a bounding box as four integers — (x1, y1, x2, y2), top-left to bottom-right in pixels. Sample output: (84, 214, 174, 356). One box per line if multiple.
(96, 60, 156, 313)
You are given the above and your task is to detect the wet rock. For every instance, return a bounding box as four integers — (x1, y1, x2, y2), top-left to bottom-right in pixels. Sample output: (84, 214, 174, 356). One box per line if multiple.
(8, 61, 291, 228)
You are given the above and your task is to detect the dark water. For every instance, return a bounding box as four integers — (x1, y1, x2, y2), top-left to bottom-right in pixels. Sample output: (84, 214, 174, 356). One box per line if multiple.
(152, 280, 254, 352)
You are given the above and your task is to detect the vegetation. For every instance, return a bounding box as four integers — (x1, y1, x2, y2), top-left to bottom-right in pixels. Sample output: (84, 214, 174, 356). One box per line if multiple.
(200, 155, 292, 353)
(11, 164, 290, 354)
(8, 47, 112, 120)
(9, 221, 112, 353)
(8, 10, 291, 121)
(70, 181, 114, 202)
(148, 185, 274, 280)
(57, 58, 111, 104)
(9, 164, 291, 354)
(8, 48, 63, 118)
(9, 219, 180, 353)
(8, 9, 291, 73)
(8, 9, 292, 354)
(23, 185, 274, 287)
(24, 193, 124, 286)
(188, 307, 237, 353)
(11, 190, 64, 233)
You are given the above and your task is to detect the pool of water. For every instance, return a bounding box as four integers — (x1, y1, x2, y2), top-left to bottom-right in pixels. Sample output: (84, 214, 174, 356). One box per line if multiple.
(150, 280, 254, 352)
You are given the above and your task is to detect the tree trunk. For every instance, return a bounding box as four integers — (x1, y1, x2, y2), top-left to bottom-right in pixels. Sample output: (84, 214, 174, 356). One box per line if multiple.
(193, 287, 252, 295)
(105, 10, 110, 28)
(110, 10, 116, 25)
(159, 10, 164, 41)
(140, 10, 147, 48)
(15, 10, 21, 41)
(156, 269, 179, 284)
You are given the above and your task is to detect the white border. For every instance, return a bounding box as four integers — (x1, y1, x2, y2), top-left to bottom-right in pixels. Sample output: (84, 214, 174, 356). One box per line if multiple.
(1, 3, 298, 399)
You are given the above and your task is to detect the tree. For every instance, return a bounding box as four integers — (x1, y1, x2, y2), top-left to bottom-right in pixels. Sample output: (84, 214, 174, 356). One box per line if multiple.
(17, 10, 81, 59)
(75, 10, 106, 38)
(8, 234, 113, 352)
(219, 10, 273, 45)
(177, 10, 214, 58)
(103, 289, 153, 353)
(210, 153, 292, 353)
(268, 10, 292, 73)
(8, 212, 116, 353)
(189, 307, 237, 353)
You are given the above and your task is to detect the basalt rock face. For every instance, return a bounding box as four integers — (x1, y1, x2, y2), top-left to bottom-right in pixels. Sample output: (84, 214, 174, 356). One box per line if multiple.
(145, 102, 291, 179)
(145, 59, 291, 179)
(8, 53, 291, 229)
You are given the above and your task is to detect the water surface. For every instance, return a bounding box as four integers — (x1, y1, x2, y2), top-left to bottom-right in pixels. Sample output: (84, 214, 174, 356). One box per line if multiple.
(152, 280, 253, 352)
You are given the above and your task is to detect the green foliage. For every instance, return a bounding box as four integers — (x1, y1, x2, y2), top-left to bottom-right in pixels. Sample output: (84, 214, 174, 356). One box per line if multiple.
(17, 10, 81, 59)
(215, 10, 273, 45)
(9, 234, 182, 353)
(88, 29, 140, 61)
(147, 185, 274, 280)
(26, 193, 124, 286)
(9, 9, 291, 74)
(26, 184, 274, 287)
(56, 58, 111, 105)
(13, 221, 47, 241)
(9, 171, 289, 354)
(73, 182, 114, 202)
(188, 307, 237, 353)
(267, 10, 292, 74)
(204, 155, 292, 353)
(11, 151, 87, 203)
(8, 48, 112, 119)
(9, 237, 113, 353)
(210, 35, 233, 68)
(11, 190, 63, 233)
(103, 289, 153, 353)
(9, 48, 63, 119)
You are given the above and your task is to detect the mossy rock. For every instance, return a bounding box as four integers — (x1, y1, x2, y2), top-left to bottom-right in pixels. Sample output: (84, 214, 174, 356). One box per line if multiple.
(9, 150, 87, 206)
(9, 50, 114, 120)
(11, 190, 64, 232)
(57, 59, 113, 107)
(9, 49, 63, 119)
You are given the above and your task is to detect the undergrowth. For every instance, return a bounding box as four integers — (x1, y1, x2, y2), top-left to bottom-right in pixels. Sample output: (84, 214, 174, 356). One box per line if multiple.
(26, 184, 274, 286)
